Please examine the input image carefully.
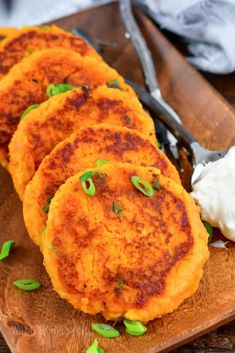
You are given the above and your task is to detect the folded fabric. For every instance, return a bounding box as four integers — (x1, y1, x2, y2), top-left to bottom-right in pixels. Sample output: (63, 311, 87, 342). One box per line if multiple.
(2, 0, 235, 74)
(139, 0, 235, 74)
(0, 0, 110, 27)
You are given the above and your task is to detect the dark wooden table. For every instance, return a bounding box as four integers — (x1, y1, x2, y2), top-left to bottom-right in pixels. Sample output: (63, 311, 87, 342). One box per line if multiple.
(1, 5, 235, 353)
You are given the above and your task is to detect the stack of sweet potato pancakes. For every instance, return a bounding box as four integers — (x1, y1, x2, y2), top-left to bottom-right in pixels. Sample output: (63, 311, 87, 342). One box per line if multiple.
(0, 26, 209, 323)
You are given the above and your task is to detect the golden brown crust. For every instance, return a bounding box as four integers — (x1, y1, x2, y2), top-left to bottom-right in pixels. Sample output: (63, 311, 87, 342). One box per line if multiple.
(0, 27, 18, 41)
(23, 124, 179, 246)
(42, 163, 209, 322)
(9, 85, 157, 198)
(0, 48, 133, 164)
(0, 25, 100, 79)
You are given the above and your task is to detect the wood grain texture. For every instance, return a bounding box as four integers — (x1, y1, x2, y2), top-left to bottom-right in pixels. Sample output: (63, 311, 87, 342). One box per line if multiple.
(0, 3, 235, 353)
(1, 319, 235, 353)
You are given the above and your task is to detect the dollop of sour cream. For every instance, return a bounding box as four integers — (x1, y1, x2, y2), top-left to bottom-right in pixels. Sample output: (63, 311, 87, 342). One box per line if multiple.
(191, 146, 235, 241)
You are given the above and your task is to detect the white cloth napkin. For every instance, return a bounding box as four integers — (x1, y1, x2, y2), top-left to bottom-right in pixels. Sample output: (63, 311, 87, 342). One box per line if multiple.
(1, 0, 235, 74)
(0, 0, 109, 27)
(140, 0, 235, 74)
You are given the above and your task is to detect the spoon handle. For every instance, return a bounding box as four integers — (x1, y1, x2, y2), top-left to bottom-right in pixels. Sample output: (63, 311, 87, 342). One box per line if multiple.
(120, 0, 160, 94)
(128, 81, 196, 151)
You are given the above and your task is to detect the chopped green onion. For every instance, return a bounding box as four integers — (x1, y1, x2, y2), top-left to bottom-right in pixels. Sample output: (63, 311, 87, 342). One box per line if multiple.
(41, 226, 47, 235)
(46, 83, 56, 98)
(106, 80, 121, 89)
(79, 171, 94, 182)
(42, 195, 54, 213)
(41, 26, 49, 31)
(152, 176, 161, 191)
(91, 323, 120, 338)
(131, 176, 154, 197)
(46, 83, 75, 98)
(157, 141, 162, 149)
(123, 320, 147, 336)
(81, 179, 96, 196)
(86, 339, 104, 353)
(52, 83, 75, 95)
(114, 279, 125, 292)
(96, 159, 110, 167)
(112, 202, 122, 215)
(203, 221, 213, 242)
(13, 279, 41, 291)
(20, 104, 40, 121)
(80, 171, 96, 196)
(0, 240, 15, 260)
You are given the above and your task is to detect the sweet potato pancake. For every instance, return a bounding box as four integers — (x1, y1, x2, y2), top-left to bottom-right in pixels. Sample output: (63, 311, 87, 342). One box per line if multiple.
(0, 25, 100, 79)
(0, 48, 133, 165)
(0, 28, 18, 41)
(9, 85, 156, 198)
(23, 124, 180, 246)
(42, 163, 209, 322)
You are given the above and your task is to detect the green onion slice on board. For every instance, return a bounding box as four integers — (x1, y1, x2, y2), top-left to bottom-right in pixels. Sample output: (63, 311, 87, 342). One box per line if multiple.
(123, 320, 147, 336)
(91, 323, 120, 338)
(13, 279, 41, 291)
(0, 240, 15, 260)
(86, 339, 105, 353)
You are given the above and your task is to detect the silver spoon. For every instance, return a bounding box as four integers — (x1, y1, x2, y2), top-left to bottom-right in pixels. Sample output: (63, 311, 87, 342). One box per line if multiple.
(119, 0, 227, 166)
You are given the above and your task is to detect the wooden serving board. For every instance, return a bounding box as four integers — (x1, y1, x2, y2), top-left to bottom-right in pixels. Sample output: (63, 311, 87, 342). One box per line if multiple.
(0, 3, 235, 353)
